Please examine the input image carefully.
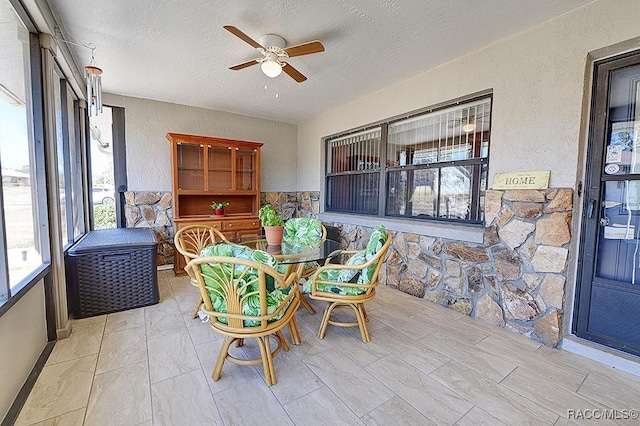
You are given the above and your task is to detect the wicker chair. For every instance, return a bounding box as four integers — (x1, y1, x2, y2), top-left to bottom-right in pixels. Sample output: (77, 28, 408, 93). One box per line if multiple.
(308, 226, 390, 343)
(186, 254, 300, 386)
(174, 224, 229, 318)
(282, 218, 327, 314)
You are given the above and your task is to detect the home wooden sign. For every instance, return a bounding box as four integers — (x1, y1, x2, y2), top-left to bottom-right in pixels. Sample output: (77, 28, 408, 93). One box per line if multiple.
(493, 171, 550, 190)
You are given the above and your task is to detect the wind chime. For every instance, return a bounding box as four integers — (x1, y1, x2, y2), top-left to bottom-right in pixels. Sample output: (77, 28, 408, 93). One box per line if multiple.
(84, 46, 103, 116)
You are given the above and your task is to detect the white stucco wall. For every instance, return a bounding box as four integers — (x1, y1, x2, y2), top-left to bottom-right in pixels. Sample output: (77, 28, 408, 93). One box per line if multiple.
(0, 282, 47, 420)
(297, 0, 640, 191)
(102, 94, 298, 192)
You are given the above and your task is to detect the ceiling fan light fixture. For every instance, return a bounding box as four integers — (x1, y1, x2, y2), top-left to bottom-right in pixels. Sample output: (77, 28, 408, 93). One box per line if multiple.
(261, 53, 282, 78)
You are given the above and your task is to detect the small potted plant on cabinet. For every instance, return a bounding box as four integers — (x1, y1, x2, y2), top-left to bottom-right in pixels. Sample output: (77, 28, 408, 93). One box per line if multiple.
(258, 204, 285, 245)
(211, 201, 229, 217)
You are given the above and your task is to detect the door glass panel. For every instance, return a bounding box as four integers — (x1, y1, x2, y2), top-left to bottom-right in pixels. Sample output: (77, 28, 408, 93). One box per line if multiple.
(207, 145, 231, 190)
(597, 180, 640, 283)
(603, 66, 640, 176)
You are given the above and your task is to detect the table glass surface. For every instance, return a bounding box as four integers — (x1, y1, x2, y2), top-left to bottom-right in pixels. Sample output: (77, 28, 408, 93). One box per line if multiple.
(237, 238, 342, 265)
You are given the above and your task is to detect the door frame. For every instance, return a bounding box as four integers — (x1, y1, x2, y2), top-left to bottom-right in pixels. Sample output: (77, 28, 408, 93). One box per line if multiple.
(573, 49, 640, 355)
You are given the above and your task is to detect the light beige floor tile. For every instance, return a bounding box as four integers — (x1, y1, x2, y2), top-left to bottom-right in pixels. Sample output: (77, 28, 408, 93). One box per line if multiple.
(328, 327, 390, 366)
(373, 326, 450, 375)
(96, 326, 147, 374)
(185, 319, 223, 346)
(195, 340, 261, 394)
(304, 347, 394, 417)
(214, 381, 294, 425)
(373, 307, 438, 340)
(501, 367, 616, 425)
(577, 370, 640, 412)
(475, 335, 586, 391)
(16, 355, 97, 425)
(84, 361, 151, 426)
(419, 317, 490, 345)
(70, 315, 106, 327)
(284, 385, 363, 425)
(151, 369, 223, 426)
(455, 406, 507, 426)
(419, 331, 517, 382)
(104, 308, 145, 334)
(430, 361, 557, 425)
(554, 416, 578, 425)
(248, 346, 324, 404)
(148, 329, 200, 383)
(144, 297, 186, 338)
(361, 395, 436, 425)
(47, 322, 104, 365)
(28, 407, 85, 426)
(287, 318, 337, 360)
(366, 355, 472, 425)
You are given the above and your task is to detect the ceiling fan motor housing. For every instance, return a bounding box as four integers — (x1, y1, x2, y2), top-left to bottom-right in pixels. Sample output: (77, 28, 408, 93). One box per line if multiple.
(259, 34, 287, 50)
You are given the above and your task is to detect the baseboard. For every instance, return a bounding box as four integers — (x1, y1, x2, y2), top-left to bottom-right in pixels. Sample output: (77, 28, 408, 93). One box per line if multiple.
(56, 320, 72, 340)
(561, 335, 640, 377)
(1, 341, 55, 426)
(157, 264, 174, 271)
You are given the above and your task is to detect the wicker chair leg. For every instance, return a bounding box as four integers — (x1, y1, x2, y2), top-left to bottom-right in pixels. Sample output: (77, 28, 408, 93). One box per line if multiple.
(300, 294, 316, 314)
(318, 302, 338, 339)
(356, 304, 371, 343)
(191, 296, 203, 319)
(287, 316, 301, 345)
(263, 335, 278, 386)
(276, 330, 290, 352)
(213, 336, 234, 381)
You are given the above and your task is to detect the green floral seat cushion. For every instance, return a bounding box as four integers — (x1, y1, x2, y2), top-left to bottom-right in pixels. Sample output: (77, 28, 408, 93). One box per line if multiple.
(199, 242, 290, 327)
(303, 225, 387, 295)
(283, 218, 324, 272)
(283, 218, 323, 245)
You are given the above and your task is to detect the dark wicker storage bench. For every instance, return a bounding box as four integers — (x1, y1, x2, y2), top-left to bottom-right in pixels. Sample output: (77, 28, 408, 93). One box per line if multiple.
(66, 228, 159, 318)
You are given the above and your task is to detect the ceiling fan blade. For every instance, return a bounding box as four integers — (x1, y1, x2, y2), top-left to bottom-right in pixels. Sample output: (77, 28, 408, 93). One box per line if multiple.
(282, 63, 307, 83)
(223, 25, 263, 49)
(284, 40, 325, 58)
(229, 59, 260, 70)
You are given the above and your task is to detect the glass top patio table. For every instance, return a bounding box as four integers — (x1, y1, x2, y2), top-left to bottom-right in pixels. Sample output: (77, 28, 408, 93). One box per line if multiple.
(236, 238, 342, 265)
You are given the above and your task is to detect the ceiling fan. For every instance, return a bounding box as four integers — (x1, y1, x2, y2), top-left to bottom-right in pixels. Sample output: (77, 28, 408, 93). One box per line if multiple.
(224, 25, 325, 83)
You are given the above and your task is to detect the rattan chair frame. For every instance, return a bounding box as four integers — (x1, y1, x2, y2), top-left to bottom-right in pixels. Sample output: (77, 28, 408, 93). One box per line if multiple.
(186, 256, 301, 386)
(174, 224, 229, 318)
(308, 236, 391, 343)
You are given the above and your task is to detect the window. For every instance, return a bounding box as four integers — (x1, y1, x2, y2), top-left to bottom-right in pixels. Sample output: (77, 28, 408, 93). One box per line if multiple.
(325, 95, 491, 224)
(0, 0, 46, 298)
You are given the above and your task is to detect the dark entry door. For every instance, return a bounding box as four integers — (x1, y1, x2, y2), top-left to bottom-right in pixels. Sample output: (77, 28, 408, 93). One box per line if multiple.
(576, 51, 640, 356)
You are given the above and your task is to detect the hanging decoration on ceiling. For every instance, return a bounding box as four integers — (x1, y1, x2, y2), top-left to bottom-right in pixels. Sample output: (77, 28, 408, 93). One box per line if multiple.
(54, 28, 103, 116)
(84, 46, 103, 116)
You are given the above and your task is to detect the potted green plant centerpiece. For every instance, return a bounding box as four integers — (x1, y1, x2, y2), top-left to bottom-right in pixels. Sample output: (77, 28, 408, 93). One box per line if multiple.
(258, 204, 285, 245)
(211, 201, 229, 216)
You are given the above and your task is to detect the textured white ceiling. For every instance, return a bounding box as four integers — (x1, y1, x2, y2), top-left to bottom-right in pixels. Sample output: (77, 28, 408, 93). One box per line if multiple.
(48, 0, 594, 124)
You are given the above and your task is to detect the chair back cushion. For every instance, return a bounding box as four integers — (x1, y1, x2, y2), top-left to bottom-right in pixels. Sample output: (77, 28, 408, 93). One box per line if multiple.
(308, 225, 388, 295)
(198, 243, 290, 326)
(283, 218, 323, 245)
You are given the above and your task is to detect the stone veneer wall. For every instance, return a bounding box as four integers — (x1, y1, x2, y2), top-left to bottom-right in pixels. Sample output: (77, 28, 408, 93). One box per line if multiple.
(123, 191, 320, 267)
(124, 191, 174, 266)
(261, 191, 320, 219)
(327, 188, 573, 347)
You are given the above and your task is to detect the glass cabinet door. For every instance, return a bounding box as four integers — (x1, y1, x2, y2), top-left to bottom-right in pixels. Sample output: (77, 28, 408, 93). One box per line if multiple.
(208, 145, 232, 190)
(236, 147, 257, 191)
(177, 143, 204, 190)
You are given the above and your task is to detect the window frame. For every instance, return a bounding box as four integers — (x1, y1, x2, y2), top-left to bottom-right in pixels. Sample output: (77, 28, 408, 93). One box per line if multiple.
(0, 22, 52, 315)
(323, 91, 492, 226)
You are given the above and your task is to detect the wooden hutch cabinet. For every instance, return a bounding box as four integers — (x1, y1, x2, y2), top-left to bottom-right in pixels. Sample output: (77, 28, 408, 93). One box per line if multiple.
(167, 133, 263, 275)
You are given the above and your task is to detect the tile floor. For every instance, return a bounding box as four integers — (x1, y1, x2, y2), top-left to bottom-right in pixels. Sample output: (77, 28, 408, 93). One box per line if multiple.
(14, 270, 640, 425)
